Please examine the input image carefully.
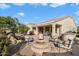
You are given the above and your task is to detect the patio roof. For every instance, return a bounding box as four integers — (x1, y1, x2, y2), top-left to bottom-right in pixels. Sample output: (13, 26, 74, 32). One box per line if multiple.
(26, 16, 73, 27)
(36, 16, 72, 26)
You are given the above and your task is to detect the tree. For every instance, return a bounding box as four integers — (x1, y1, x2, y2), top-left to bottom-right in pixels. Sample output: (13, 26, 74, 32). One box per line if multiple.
(0, 16, 29, 33)
(18, 24, 29, 34)
(0, 16, 18, 32)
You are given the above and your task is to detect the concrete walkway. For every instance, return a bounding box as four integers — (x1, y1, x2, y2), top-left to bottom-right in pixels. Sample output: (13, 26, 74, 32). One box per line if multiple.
(18, 43, 34, 56)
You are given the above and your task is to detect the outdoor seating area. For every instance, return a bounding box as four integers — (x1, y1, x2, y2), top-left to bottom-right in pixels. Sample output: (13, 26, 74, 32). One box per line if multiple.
(18, 31, 76, 56)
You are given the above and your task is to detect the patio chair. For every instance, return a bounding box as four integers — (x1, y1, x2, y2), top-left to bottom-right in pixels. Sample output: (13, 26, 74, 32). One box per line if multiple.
(50, 38, 73, 55)
(57, 39, 73, 55)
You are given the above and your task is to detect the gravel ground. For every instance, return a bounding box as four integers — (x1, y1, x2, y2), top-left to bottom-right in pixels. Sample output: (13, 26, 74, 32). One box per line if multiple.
(9, 41, 79, 56)
(71, 44, 79, 56)
(43, 43, 79, 56)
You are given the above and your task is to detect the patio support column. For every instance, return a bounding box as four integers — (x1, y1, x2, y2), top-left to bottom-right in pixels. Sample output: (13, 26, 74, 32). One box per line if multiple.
(43, 26, 45, 34)
(59, 26, 62, 36)
(52, 24, 55, 37)
(50, 26, 51, 33)
(36, 26, 38, 35)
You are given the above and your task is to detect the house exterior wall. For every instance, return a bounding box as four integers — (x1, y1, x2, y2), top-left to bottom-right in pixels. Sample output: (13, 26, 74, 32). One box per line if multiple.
(27, 16, 77, 38)
(54, 17, 77, 36)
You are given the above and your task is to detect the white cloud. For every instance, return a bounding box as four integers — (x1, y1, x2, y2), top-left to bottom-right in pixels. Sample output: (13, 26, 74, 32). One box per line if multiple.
(70, 3, 79, 6)
(15, 12, 25, 17)
(29, 3, 66, 8)
(39, 3, 48, 6)
(49, 3, 66, 8)
(75, 3, 79, 5)
(13, 3, 26, 6)
(29, 3, 40, 7)
(29, 3, 48, 7)
(18, 12, 24, 16)
(0, 3, 11, 9)
(75, 10, 79, 16)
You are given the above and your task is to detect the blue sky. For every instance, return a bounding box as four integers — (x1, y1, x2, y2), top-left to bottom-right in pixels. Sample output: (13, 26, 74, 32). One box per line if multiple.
(0, 3, 79, 26)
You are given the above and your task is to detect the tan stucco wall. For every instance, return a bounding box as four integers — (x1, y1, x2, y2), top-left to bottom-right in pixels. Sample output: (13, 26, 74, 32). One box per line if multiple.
(27, 16, 77, 37)
(54, 17, 77, 36)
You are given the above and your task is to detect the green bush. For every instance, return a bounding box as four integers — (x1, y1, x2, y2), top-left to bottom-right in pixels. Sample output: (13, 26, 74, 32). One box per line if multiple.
(1, 45, 9, 56)
(0, 33, 9, 56)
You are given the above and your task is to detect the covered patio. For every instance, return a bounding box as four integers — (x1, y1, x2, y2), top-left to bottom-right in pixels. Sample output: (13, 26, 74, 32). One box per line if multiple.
(32, 24, 62, 37)
(37, 25, 52, 35)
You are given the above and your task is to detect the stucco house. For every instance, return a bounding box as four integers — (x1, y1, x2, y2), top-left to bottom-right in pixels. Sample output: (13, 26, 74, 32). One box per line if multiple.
(18, 16, 77, 56)
(27, 16, 77, 38)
